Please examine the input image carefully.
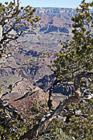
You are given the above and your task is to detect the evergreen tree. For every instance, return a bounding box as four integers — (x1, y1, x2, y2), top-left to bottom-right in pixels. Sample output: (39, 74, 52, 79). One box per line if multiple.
(0, 0, 40, 60)
(48, 0, 93, 109)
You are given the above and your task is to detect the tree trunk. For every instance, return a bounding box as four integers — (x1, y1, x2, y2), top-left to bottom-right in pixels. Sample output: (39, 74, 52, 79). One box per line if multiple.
(13, 0, 16, 7)
(0, 25, 2, 41)
(17, 0, 21, 10)
(19, 71, 93, 139)
(19, 94, 81, 140)
(48, 79, 60, 110)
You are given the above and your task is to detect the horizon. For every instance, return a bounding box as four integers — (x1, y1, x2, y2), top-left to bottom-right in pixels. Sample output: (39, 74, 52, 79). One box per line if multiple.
(1, 0, 92, 9)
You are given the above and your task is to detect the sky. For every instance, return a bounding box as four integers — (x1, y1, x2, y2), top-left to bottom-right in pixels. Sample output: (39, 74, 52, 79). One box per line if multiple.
(1, 0, 92, 8)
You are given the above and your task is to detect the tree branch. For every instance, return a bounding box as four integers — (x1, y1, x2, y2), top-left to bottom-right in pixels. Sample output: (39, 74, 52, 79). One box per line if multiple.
(19, 93, 82, 140)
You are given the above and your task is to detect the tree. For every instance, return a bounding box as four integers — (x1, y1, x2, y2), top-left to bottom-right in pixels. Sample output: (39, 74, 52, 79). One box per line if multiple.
(0, 0, 40, 96)
(0, 1, 41, 138)
(0, 0, 40, 63)
(48, 0, 93, 110)
(18, 1, 93, 139)
(0, 1, 93, 140)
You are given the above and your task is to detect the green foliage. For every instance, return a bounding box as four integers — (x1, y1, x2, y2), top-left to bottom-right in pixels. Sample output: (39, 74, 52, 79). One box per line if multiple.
(0, 1, 93, 140)
(61, 99, 93, 140)
(0, 105, 26, 139)
(46, 1, 93, 139)
(0, 0, 40, 58)
(8, 84, 12, 90)
(0, 98, 47, 140)
(37, 119, 72, 140)
(38, 99, 93, 140)
(51, 0, 92, 82)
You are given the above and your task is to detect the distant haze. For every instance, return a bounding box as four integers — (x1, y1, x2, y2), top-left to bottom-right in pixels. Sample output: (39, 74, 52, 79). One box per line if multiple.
(1, 0, 92, 8)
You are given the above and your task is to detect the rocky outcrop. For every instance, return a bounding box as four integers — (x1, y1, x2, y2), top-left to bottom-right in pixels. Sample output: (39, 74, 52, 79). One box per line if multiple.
(59, 27, 69, 33)
(1, 78, 48, 116)
(39, 25, 69, 33)
(39, 26, 47, 32)
(45, 25, 59, 33)
(36, 7, 75, 35)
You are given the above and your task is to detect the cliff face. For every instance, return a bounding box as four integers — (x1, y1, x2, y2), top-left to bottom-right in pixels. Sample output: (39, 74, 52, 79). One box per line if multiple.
(0, 8, 76, 96)
(35, 8, 76, 34)
(0, 9, 76, 136)
(40, 25, 69, 34)
(1, 78, 48, 116)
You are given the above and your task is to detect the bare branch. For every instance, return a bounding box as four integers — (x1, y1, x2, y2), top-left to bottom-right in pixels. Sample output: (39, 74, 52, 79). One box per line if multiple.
(19, 93, 82, 140)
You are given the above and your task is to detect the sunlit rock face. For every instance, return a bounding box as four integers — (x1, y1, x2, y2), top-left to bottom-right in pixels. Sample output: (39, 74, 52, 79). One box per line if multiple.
(0, 8, 76, 97)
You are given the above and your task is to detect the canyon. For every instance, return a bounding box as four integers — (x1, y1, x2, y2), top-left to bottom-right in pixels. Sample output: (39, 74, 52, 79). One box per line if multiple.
(0, 8, 76, 110)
